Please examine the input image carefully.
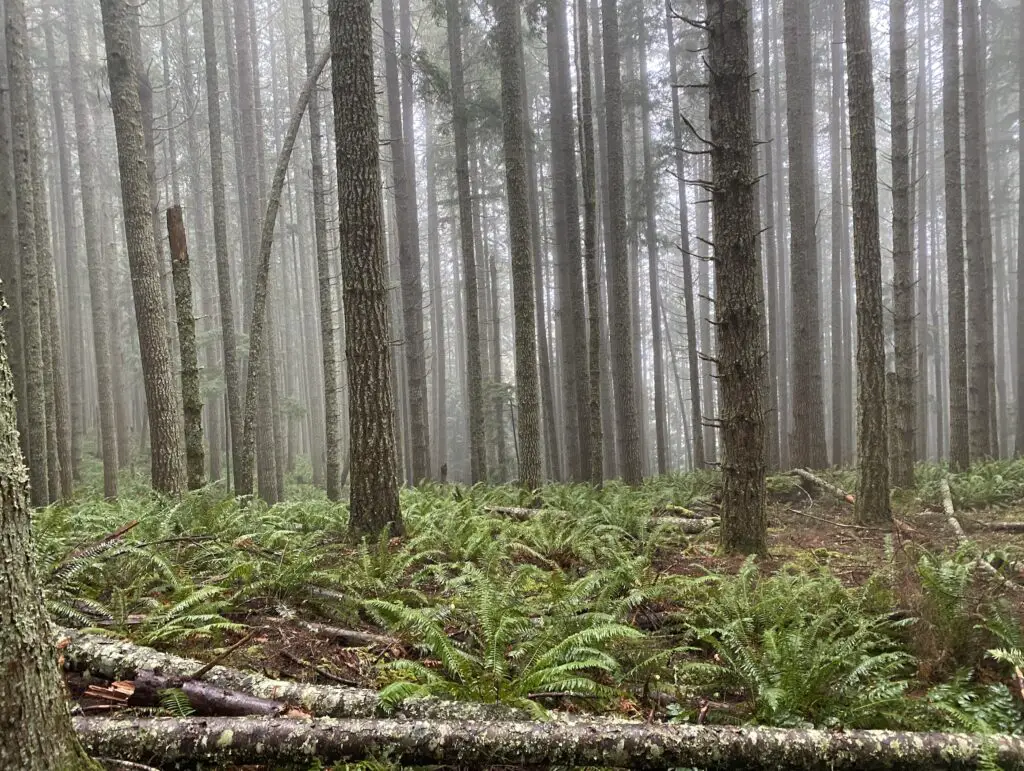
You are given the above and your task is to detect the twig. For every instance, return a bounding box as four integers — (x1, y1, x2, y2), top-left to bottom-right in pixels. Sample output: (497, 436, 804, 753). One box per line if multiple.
(192, 629, 259, 680)
(786, 508, 885, 532)
(280, 650, 361, 687)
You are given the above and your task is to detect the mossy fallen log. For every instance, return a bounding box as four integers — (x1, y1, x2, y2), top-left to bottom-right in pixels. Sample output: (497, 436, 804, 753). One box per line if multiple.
(74, 716, 1024, 770)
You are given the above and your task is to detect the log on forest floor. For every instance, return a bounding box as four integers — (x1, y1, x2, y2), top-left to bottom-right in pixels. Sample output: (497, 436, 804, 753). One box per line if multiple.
(74, 716, 1024, 770)
(792, 468, 856, 504)
(59, 628, 529, 722)
(484, 505, 718, 533)
(940, 479, 1024, 594)
(274, 604, 400, 648)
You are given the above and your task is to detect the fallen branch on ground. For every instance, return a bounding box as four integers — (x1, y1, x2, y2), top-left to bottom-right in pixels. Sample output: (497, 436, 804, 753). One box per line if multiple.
(792, 468, 855, 504)
(485, 505, 717, 533)
(59, 629, 529, 721)
(941, 479, 1024, 595)
(274, 604, 399, 648)
(981, 522, 1024, 533)
(85, 671, 289, 717)
(74, 716, 1024, 770)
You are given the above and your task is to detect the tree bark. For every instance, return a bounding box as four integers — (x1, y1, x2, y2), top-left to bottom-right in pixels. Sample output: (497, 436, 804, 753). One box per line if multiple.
(1018, 0, 1024, 456)
(100, 0, 187, 496)
(494, 0, 541, 492)
(707, 0, 767, 554)
(0, 280, 98, 769)
(944, 0, 970, 470)
(330, 0, 402, 535)
(889, 0, 916, 486)
(783, 0, 828, 469)
(445, 0, 487, 484)
(845, 0, 892, 523)
(829, 0, 847, 467)
(602, 0, 643, 484)
(167, 206, 205, 490)
(74, 716, 1024, 770)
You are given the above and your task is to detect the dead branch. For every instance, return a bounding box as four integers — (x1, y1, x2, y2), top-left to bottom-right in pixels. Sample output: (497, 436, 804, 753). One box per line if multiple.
(792, 468, 856, 504)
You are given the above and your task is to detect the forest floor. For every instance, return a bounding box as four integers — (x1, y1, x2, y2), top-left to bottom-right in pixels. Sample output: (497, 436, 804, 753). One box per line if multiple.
(44, 460, 1024, 769)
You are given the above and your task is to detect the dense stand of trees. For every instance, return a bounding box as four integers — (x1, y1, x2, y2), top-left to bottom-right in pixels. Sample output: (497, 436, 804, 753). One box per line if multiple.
(0, 0, 1016, 531)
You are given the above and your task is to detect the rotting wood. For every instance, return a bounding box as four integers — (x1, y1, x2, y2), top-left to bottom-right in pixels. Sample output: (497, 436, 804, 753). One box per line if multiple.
(485, 505, 718, 533)
(74, 715, 1024, 770)
(792, 468, 856, 504)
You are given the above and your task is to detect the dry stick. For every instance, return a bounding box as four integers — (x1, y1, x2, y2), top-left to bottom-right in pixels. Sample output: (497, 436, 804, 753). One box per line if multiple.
(941, 478, 1024, 594)
(191, 628, 259, 680)
(280, 650, 361, 687)
(74, 715, 1024, 770)
(786, 507, 884, 532)
(484, 506, 718, 533)
(792, 468, 856, 504)
(274, 604, 399, 648)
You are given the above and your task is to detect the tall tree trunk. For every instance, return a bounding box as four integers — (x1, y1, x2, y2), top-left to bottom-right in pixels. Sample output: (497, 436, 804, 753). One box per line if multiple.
(1017, 0, 1024, 456)
(576, 0, 604, 483)
(846, 0, 892, 523)
(381, 0, 430, 484)
(944, 0, 970, 470)
(494, 0, 541, 492)
(913, 0, 930, 459)
(7, 0, 48, 504)
(66, 0, 118, 498)
(301, 0, 342, 500)
(445, 0, 486, 483)
(639, 18, 668, 476)
(44, 17, 83, 483)
(962, 0, 993, 461)
(601, 0, 643, 484)
(706, 0, 767, 553)
(829, 0, 847, 467)
(548, 0, 587, 480)
(330, 0, 402, 535)
(101, 0, 187, 496)
(425, 101, 447, 479)
(167, 206, 205, 490)
(783, 0, 828, 468)
(890, 0, 916, 486)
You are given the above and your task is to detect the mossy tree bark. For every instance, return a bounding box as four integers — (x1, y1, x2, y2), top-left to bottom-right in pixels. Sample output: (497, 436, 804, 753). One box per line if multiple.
(706, 0, 768, 554)
(100, 0, 187, 496)
(167, 206, 205, 490)
(0, 295, 98, 770)
(845, 0, 892, 523)
(330, 0, 402, 536)
(494, 0, 542, 492)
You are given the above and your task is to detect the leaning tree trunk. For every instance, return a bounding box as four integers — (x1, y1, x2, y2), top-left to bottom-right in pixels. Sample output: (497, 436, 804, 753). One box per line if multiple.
(330, 0, 402, 536)
(845, 0, 892, 524)
(0, 286, 98, 769)
(7, 0, 48, 505)
(889, 0, 916, 487)
(943, 0, 969, 470)
(445, 0, 487, 483)
(706, 0, 767, 554)
(167, 206, 205, 490)
(494, 0, 542, 493)
(100, 0, 187, 496)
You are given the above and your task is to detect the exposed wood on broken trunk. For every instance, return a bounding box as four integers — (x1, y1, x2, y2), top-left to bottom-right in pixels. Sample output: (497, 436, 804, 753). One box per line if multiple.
(792, 468, 856, 504)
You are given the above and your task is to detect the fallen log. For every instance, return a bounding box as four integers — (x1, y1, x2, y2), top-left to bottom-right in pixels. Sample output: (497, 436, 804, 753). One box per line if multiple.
(486, 505, 717, 533)
(59, 629, 528, 721)
(982, 522, 1024, 533)
(484, 505, 561, 520)
(649, 515, 719, 534)
(74, 716, 1024, 770)
(274, 604, 399, 648)
(792, 468, 856, 504)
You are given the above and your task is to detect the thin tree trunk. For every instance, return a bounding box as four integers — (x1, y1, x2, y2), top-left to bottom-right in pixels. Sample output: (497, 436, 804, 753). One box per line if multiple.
(425, 102, 447, 479)
(1017, 0, 1024, 455)
(846, 0, 892, 523)
(829, 0, 846, 467)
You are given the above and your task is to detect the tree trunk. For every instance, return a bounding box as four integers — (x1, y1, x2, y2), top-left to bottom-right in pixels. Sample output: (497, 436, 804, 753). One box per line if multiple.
(44, 17, 83, 483)
(829, 0, 846, 467)
(301, 0, 342, 500)
(601, 0, 643, 485)
(707, 0, 767, 554)
(962, 0, 993, 461)
(101, 0, 187, 496)
(576, 0, 603, 484)
(66, 0, 118, 498)
(7, 0, 48, 505)
(167, 206, 205, 490)
(445, 0, 487, 484)
(494, 0, 541, 492)
(73, 716, 1024, 770)
(1017, 0, 1024, 455)
(845, 0, 892, 523)
(783, 0, 828, 468)
(330, 0, 402, 535)
(889, 0, 916, 487)
(425, 101, 447, 479)
(944, 0, 970, 470)
(0, 285, 98, 769)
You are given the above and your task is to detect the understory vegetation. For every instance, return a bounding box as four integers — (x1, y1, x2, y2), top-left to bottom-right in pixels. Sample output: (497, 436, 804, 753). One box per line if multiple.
(46, 458, 1024, 767)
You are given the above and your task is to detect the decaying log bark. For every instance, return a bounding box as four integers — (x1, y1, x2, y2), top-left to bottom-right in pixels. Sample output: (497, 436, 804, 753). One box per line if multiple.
(85, 672, 288, 717)
(650, 515, 719, 534)
(59, 630, 527, 721)
(792, 468, 856, 504)
(485, 506, 717, 533)
(982, 522, 1024, 533)
(74, 716, 1024, 770)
